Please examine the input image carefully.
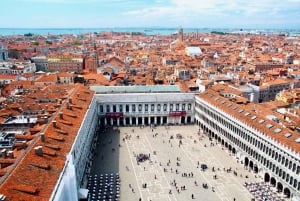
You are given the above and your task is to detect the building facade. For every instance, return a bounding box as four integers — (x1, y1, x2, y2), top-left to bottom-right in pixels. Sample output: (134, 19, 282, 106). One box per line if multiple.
(50, 89, 299, 201)
(47, 53, 83, 73)
(95, 93, 195, 126)
(0, 45, 8, 61)
(195, 92, 300, 200)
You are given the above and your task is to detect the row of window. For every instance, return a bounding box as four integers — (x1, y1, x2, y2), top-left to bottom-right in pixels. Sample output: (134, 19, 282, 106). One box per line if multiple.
(196, 101, 300, 176)
(99, 103, 192, 113)
(200, 117, 300, 191)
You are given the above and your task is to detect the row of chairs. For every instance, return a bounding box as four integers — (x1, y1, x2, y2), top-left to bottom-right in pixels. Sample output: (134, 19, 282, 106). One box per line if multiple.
(88, 173, 120, 201)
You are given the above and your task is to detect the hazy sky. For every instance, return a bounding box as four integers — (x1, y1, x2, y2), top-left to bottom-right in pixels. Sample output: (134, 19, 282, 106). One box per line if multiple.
(1, 0, 299, 28)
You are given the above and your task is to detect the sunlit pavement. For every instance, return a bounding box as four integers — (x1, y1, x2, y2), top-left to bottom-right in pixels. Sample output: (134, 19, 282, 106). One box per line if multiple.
(90, 125, 262, 201)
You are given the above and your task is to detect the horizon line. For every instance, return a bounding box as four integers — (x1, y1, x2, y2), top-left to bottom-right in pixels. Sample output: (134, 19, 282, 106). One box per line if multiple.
(0, 26, 299, 30)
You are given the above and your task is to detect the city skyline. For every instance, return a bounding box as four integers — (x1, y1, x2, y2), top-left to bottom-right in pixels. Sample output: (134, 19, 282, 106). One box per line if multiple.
(1, 0, 300, 29)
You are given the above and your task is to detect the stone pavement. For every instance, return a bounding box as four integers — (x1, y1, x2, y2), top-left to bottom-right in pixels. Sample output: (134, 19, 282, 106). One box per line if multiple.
(89, 125, 263, 201)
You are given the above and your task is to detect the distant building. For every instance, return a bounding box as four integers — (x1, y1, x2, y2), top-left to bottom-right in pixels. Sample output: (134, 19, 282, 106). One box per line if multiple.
(248, 63, 284, 72)
(185, 46, 202, 57)
(0, 45, 8, 61)
(31, 56, 48, 71)
(57, 72, 74, 84)
(178, 28, 183, 42)
(47, 52, 83, 73)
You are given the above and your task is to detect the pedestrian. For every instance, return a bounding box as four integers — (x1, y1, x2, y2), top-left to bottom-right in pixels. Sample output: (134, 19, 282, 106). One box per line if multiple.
(192, 194, 194, 199)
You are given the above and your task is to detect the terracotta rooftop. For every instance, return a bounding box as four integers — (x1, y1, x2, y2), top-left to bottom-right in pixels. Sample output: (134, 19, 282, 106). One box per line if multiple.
(0, 84, 94, 200)
(199, 88, 300, 154)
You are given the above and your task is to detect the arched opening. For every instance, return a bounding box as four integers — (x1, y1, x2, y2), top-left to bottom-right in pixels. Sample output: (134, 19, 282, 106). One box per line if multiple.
(100, 118, 105, 126)
(249, 161, 254, 169)
(270, 177, 276, 187)
(187, 116, 191, 123)
(253, 165, 258, 173)
(132, 117, 136, 125)
(144, 117, 149, 125)
(264, 172, 270, 182)
(221, 139, 225, 146)
(138, 117, 143, 125)
(232, 147, 236, 154)
(225, 142, 228, 148)
(157, 117, 161, 125)
(283, 188, 291, 198)
(180, 116, 185, 124)
(150, 116, 155, 124)
(228, 144, 232, 152)
(163, 116, 167, 124)
(218, 137, 221, 142)
(277, 182, 283, 193)
(125, 117, 130, 125)
(244, 157, 249, 167)
(119, 118, 124, 126)
(112, 118, 117, 126)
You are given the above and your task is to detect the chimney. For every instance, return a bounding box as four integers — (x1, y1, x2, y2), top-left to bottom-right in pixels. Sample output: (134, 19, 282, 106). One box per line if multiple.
(40, 132, 45, 142)
(38, 104, 41, 110)
(69, 98, 72, 104)
(52, 121, 57, 128)
(59, 112, 63, 119)
(0, 149, 7, 158)
(34, 146, 43, 156)
(7, 151, 14, 159)
(27, 104, 30, 110)
(67, 103, 72, 110)
(45, 105, 48, 110)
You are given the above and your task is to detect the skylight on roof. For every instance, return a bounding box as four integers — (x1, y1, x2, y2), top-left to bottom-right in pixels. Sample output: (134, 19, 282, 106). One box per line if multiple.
(244, 112, 250, 116)
(266, 124, 273, 129)
(214, 97, 219, 101)
(258, 119, 265, 124)
(273, 128, 281, 133)
(221, 100, 225, 104)
(238, 109, 244, 113)
(251, 116, 257, 120)
(284, 133, 292, 138)
(295, 138, 300, 143)
(232, 106, 237, 110)
(227, 103, 232, 107)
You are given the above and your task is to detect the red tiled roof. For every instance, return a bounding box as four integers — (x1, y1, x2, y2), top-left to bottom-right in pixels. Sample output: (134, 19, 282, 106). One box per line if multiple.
(0, 84, 94, 200)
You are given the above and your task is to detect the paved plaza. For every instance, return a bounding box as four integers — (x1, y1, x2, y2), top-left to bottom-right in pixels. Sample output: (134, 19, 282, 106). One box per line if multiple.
(89, 125, 267, 201)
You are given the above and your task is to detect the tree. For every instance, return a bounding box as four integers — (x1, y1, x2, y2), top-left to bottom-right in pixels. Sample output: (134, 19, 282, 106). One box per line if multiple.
(45, 40, 52, 45)
(72, 40, 82, 45)
(32, 41, 39, 46)
(24, 33, 34, 37)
